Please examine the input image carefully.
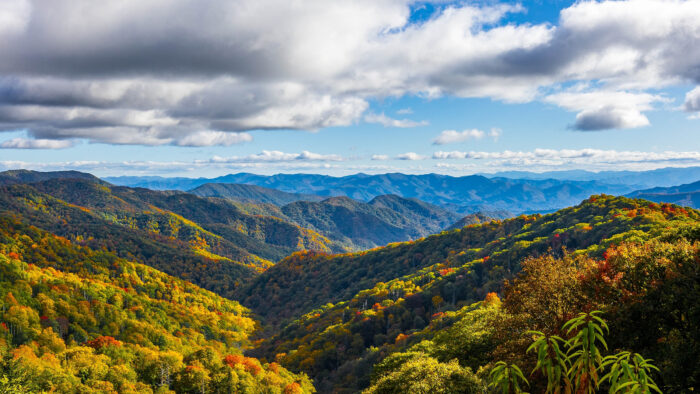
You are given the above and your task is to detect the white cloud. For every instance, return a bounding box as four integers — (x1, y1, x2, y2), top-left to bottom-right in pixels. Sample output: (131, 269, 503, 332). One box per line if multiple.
(684, 86, 700, 117)
(433, 129, 485, 145)
(371, 154, 389, 161)
(488, 128, 502, 141)
(396, 108, 413, 115)
(364, 112, 428, 128)
(0, 0, 700, 146)
(432, 149, 700, 168)
(546, 90, 666, 130)
(3, 147, 700, 176)
(0, 0, 31, 37)
(209, 150, 344, 163)
(1, 137, 74, 149)
(396, 152, 426, 160)
(174, 131, 252, 147)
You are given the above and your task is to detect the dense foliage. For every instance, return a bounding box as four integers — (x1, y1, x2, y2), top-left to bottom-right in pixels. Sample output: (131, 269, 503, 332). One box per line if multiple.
(245, 196, 699, 392)
(239, 195, 698, 325)
(279, 195, 460, 250)
(190, 182, 325, 206)
(200, 192, 462, 251)
(0, 178, 338, 298)
(2, 171, 698, 394)
(0, 216, 314, 393)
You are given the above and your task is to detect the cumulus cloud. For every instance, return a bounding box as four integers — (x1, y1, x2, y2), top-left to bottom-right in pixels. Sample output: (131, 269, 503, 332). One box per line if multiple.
(433, 128, 500, 145)
(1, 137, 74, 149)
(174, 131, 252, 147)
(488, 128, 502, 141)
(1, 0, 700, 147)
(433, 129, 484, 145)
(371, 154, 389, 161)
(5, 147, 700, 176)
(433, 149, 700, 168)
(684, 86, 700, 116)
(546, 90, 665, 131)
(364, 112, 428, 128)
(396, 152, 426, 160)
(209, 150, 344, 163)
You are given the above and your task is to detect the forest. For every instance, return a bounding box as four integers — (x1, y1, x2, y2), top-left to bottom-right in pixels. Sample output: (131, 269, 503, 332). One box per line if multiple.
(0, 172, 698, 393)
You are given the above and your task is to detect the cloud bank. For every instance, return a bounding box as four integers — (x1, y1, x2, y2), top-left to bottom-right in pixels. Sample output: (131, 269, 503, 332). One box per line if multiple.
(1, 0, 700, 146)
(4, 148, 700, 177)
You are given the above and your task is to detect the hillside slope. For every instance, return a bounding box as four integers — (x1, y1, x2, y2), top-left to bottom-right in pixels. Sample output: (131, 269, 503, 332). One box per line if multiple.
(239, 195, 695, 325)
(0, 173, 341, 298)
(0, 216, 315, 393)
(0, 169, 102, 186)
(190, 182, 325, 205)
(244, 196, 699, 392)
(279, 195, 461, 249)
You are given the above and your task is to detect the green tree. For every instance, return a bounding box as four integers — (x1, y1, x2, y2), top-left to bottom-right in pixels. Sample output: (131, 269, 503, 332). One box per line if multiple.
(564, 311, 608, 394)
(601, 352, 661, 393)
(488, 361, 529, 394)
(526, 331, 571, 393)
(366, 354, 482, 394)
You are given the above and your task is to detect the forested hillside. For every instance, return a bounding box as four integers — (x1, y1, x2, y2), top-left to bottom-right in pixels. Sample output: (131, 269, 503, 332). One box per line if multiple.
(192, 185, 462, 250)
(278, 195, 461, 249)
(190, 183, 325, 206)
(0, 216, 314, 393)
(2, 170, 699, 393)
(241, 196, 699, 392)
(0, 175, 338, 299)
(0, 169, 101, 186)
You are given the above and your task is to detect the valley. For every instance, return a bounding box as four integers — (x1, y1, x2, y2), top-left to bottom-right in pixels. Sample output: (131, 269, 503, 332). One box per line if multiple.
(1, 169, 699, 393)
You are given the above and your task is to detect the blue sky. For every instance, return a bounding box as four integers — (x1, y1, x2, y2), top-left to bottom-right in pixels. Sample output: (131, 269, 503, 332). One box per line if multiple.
(1, 0, 699, 177)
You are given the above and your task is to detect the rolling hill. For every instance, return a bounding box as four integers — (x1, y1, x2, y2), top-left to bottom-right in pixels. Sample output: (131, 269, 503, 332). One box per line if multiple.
(2, 170, 699, 393)
(238, 196, 700, 392)
(0, 173, 342, 299)
(106, 172, 635, 215)
(189, 184, 463, 250)
(278, 195, 461, 249)
(0, 215, 314, 393)
(190, 182, 325, 205)
(0, 169, 103, 186)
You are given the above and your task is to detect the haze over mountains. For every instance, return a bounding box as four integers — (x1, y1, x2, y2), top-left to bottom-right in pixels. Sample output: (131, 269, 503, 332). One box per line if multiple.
(626, 179, 700, 208)
(193, 182, 462, 249)
(0, 170, 463, 252)
(480, 166, 700, 188)
(107, 170, 656, 216)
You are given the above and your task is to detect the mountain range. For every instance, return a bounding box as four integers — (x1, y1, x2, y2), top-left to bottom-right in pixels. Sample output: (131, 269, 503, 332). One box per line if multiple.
(480, 166, 700, 188)
(2, 169, 699, 393)
(106, 171, 641, 215)
(625, 179, 700, 208)
(190, 182, 325, 205)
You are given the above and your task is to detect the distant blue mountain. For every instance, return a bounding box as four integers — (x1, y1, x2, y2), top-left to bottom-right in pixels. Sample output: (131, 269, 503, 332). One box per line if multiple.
(480, 166, 700, 188)
(106, 172, 637, 215)
(626, 179, 700, 208)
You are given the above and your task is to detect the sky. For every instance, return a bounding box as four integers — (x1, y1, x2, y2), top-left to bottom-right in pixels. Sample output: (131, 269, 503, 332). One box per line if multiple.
(1, 0, 700, 177)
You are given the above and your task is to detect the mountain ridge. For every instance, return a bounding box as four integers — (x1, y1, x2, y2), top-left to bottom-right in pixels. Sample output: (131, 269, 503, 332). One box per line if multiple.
(106, 171, 636, 215)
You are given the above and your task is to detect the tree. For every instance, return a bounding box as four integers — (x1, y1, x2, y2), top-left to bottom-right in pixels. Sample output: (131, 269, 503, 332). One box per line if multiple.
(526, 331, 570, 394)
(488, 361, 529, 394)
(564, 311, 608, 394)
(601, 352, 661, 393)
(366, 353, 482, 394)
